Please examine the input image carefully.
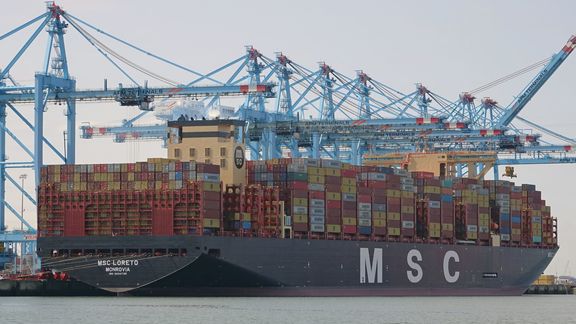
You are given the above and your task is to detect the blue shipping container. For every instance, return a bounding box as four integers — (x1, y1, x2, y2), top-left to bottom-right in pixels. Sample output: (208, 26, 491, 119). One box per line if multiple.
(358, 226, 372, 235)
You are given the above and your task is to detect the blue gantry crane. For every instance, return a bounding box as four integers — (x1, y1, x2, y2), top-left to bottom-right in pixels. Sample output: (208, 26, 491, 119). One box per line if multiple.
(0, 3, 273, 273)
(81, 36, 576, 173)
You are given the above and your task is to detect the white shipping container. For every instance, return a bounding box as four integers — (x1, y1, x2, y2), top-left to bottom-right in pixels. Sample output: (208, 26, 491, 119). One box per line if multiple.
(308, 183, 325, 192)
(358, 203, 372, 211)
(310, 224, 325, 232)
(402, 220, 414, 229)
(293, 206, 308, 214)
(358, 211, 371, 219)
(310, 215, 325, 224)
(310, 207, 325, 216)
(358, 218, 372, 226)
(310, 199, 325, 208)
(428, 201, 441, 209)
(342, 193, 356, 201)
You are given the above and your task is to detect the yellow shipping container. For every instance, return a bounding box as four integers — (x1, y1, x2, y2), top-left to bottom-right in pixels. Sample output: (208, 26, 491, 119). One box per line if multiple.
(388, 228, 400, 236)
(424, 186, 441, 194)
(401, 206, 414, 214)
(373, 219, 386, 227)
(327, 224, 341, 233)
(307, 167, 321, 175)
(429, 229, 441, 238)
(442, 223, 453, 231)
(326, 192, 341, 200)
(372, 211, 386, 219)
(466, 232, 478, 240)
(292, 198, 308, 206)
(203, 218, 221, 228)
(402, 191, 414, 199)
(128, 173, 135, 181)
(308, 175, 326, 184)
(293, 214, 308, 223)
(203, 182, 220, 192)
(340, 185, 356, 194)
(512, 228, 521, 235)
(342, 178, 356, 186)
(324, 168, 341, 177)
(342, 217, 357, 225)
(429, 223, 441, 231)
(387, 212, 400, 221)
(386, 189, 401, 198)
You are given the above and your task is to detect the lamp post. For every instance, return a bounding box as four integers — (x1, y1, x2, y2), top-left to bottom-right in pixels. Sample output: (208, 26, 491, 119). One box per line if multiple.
(19, 174, 27, 231)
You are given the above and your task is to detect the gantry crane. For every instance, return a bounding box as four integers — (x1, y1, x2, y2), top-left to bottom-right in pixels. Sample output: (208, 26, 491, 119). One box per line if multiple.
(0, 3, 273, 272)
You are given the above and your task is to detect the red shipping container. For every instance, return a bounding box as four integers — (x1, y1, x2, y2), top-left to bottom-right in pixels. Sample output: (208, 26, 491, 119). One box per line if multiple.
(342, 201, 356, 210)
(152, 208, 174, 236)
(341, 169, 357, 177)
(387, 197, 401, 205)
(327, 200, 341, 209)
(204, 200, 221, 210)
(309, 191, 325, 199)
(64, 209, 85, 237)
(343, 225, 357, 234)
(287, 181, 308, 190)
(293, 223, 308, 232)
(401, 213, 415, 221)
(203, 191, 221, 201)
(366, 181, 386, 189)
(373, 227, 387, 235)
(387, 203, 401, 212)
(358, 194, 371, 203)
(325, 184, 341, 192)
(357, 187, 372, 195)
(204, 209, 221, 219)
(387, 220, 401, 228)
(372, 195, 387, 204)
(401, 229, 415, 237)
(342, 209, 357, 218)
(411, 171, 434, 179)
(326, 215, 341, 223)
(290, 189, 309, 198)
(331, 209, 342, 218)
(325, 176, 342, 185)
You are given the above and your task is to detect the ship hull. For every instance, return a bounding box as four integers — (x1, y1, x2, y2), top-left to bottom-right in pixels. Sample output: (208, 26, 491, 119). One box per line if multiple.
(38, 235, 557, 296)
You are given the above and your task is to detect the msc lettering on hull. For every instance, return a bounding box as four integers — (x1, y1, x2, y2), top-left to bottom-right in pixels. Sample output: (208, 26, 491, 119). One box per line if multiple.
(359, 248, 460, 284)
(97, 259, 140, 276)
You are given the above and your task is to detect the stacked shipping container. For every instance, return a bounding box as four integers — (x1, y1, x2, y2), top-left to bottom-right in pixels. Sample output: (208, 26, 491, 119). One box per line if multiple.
(39, 159, 221, 237)
(39, 158, 557, 248)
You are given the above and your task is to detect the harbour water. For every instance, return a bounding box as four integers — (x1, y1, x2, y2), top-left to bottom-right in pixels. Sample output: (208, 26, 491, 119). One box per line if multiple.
(0, 295, 574, 324)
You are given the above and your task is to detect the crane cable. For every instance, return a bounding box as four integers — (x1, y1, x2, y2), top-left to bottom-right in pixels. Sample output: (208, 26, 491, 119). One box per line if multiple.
(468, 57, 551, 95)
(64, 15, 179, 87)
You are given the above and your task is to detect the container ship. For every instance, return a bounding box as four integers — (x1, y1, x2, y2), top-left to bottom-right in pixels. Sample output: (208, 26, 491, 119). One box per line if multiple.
(36, 120, 558, 296)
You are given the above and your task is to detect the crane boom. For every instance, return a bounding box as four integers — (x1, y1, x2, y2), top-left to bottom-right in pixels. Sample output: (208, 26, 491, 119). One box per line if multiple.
(0, 83, 274, 110)
(496, 35, 576, 127)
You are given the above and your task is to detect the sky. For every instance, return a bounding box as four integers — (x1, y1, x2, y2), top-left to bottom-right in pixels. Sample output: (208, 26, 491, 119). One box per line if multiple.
(1, 0, 575, 276)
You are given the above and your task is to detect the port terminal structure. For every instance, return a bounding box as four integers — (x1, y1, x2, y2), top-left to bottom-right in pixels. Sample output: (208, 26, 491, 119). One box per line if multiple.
(0, 3, 574, 271)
